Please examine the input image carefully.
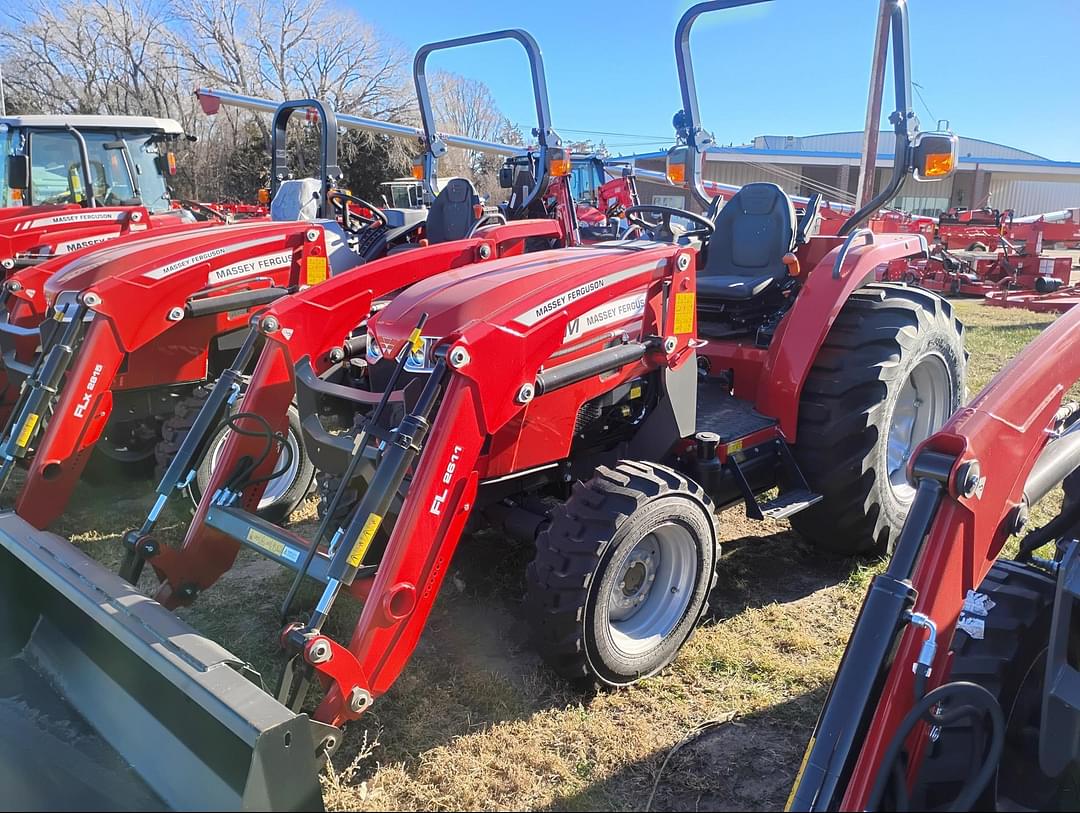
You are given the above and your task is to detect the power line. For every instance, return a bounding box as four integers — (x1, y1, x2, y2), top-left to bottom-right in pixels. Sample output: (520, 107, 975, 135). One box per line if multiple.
(911, 81, 936, 124)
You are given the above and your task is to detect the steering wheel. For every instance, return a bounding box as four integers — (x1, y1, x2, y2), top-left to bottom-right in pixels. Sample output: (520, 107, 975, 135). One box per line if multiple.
(177, 199, 230, 223)
(328, 191, 388, 233)
(624, 204, 714, 242)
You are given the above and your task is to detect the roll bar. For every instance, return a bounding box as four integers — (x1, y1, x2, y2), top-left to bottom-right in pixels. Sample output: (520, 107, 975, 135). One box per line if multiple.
(268, 99, 342, 219)
(63, 125, 98, 209)
(413, 29, 560, 207)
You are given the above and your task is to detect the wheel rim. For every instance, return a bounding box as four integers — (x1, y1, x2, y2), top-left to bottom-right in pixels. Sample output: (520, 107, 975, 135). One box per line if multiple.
(206, 426, 302, 509)
(887, 354, 952, 503)
(606, 522, 697, 657)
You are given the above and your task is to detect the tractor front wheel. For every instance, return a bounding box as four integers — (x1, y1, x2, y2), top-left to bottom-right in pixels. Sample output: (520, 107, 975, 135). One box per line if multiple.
(792, 283, 965, 555)
(154, 384, 315, 523)
(525, 461, 718, 687)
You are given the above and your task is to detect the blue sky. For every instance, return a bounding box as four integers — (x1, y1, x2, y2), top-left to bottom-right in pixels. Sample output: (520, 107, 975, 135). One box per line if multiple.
(356, 0, 1079, 161)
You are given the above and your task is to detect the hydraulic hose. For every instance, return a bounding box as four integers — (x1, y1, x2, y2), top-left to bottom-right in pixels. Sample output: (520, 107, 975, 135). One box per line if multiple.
(865, 681, 1005, 812)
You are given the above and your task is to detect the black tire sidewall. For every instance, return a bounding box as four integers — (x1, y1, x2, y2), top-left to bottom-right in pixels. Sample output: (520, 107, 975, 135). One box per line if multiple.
(874, 339, 964, 540)
(583, 493, 715, 686)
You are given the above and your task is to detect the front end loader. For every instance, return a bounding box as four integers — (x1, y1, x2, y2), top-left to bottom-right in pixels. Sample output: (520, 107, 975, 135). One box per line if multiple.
(787, 305, 1080, 812)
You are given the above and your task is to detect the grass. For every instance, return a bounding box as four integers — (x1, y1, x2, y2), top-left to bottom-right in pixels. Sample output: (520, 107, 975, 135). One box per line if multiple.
(47, 299, 1074, 811)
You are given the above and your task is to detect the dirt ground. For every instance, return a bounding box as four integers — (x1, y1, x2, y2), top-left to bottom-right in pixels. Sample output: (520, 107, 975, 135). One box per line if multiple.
(49, 299, 1064, 811)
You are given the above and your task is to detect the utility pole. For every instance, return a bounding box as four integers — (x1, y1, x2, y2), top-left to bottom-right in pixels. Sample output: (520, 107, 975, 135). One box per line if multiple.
(855, 0, 891, 209)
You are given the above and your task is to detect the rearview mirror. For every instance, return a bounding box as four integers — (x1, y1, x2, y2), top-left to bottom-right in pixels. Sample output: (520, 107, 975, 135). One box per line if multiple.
(499, 164, 514, 189)
(912, 131, 959, 182)
(665, 145, 691, 187)
(6, 154, 29, 189)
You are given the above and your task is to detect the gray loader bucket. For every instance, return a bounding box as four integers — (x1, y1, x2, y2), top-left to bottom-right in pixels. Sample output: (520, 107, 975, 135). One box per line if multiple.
(0, 512, 332, 811)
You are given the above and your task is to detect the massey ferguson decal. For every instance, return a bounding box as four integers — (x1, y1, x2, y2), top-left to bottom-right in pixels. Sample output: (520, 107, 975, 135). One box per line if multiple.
(143, 235, 284, 280)
(563, 290, 647, 343)
(55, 234, 116, 254)
(20, 211, 127, 230)
(513, 262, 661, 328)
(207, 250, 294, 285)
(73, 363, 105, 419)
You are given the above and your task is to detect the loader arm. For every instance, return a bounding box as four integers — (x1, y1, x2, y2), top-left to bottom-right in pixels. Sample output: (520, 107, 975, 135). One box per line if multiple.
(139, 220, 567, 603)
(789, 305, 1080, 810)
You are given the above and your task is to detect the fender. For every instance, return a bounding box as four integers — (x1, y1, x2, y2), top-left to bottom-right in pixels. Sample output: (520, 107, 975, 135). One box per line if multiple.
(757, 233, 929, 440)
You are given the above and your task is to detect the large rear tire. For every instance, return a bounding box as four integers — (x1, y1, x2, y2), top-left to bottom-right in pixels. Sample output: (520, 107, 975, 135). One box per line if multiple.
(791, 284, 965, 555)
(154, 384, 314, 523)
(525, 461, 718, 687)
(913, 560, 1080, 810)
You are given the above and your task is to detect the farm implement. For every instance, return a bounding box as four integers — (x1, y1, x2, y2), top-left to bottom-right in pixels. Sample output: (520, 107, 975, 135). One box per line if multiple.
(0, 0, 967, 808)
(787, 294, 1080, 812)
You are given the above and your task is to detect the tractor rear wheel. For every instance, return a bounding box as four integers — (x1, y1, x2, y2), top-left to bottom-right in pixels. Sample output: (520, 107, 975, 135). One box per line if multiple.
(792, 283, 964, 555)
(154, 384, 314, 523)
(525, 461, 718, 686)
(912, 559, 1080, 810)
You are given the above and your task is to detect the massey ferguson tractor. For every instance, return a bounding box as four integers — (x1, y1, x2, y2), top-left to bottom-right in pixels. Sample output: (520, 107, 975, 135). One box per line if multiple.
(787, 304, 1080, 812)
(0, 114, 227, 270)
(0, 1, 966, 808)
(125, 0, 958, 760)
(0, 30, 581, 531)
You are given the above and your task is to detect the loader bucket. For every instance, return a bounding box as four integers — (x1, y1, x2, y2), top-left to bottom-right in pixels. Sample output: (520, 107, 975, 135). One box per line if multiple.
(0, 511, 332, 811)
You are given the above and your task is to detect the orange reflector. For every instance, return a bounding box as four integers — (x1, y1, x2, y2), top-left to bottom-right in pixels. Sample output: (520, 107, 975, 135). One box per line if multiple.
(257, 188, 270, 205)
(783, 252, 801, 277)
(666, 161, 686, 186)
(546, 148, 571, 177)
(473, 204, 484, 219)
(922, 153, 955, 178)
(10, 189, 21, 202)
(410, 158, 424, 181)
(166, 152, 177, 176)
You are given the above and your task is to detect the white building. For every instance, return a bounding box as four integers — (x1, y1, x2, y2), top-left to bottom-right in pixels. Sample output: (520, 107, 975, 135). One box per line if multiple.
(618, 131, 1080, 217)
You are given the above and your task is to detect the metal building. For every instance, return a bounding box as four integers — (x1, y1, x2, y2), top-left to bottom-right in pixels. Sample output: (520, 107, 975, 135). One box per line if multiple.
(617, 131, 1080, 217)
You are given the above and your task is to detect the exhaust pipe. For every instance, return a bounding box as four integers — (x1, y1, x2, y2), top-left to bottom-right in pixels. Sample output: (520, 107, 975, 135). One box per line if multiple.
(0, 511, 334, 810)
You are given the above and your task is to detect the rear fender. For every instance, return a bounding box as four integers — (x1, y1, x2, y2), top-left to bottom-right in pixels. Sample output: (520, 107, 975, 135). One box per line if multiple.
(757, 233, 929, 439)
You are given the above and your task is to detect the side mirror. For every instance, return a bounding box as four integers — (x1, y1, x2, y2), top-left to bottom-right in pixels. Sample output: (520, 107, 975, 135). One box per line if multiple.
(912, 131, 959, 182)
(545, 148, 572, 178)
(7, 154, 29, 190)
(498, 164, 514, 189)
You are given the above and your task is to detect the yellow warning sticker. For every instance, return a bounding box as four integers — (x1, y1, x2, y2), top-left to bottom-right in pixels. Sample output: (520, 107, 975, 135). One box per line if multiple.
(247, 527, 286, 557)
(408, 327, 424, 354)
(305, 255, 328, 285)
(673, 292, 695, 334)
(346, 513, 383, 568)
(726, 439, 743, 454)
(629, 384, 642, 400)
(16, 413, 39, 448)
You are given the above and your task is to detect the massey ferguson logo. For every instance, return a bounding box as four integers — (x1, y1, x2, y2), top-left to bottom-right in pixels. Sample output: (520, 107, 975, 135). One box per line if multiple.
(73, 363, 104, 418)
(429, 444, 464, 516)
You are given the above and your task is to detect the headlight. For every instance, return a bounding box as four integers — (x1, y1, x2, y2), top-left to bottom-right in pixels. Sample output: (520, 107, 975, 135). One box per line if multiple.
(365, 333, 383, 365)
(405, 336, 438, 373)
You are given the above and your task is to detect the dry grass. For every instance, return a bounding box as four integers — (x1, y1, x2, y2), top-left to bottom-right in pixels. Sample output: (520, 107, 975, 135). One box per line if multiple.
(49, 300, 1071, 812)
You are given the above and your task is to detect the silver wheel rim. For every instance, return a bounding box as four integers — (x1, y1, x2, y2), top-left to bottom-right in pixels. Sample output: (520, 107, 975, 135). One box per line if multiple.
(887, 354, 952, 503)
(207, 426, 301, 509)
(606, 522, 697, 657)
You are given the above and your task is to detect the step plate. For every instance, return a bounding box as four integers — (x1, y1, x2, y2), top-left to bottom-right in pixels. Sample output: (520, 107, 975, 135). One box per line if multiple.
(696, 377, 777, 443)
(757, 489, 822, 521)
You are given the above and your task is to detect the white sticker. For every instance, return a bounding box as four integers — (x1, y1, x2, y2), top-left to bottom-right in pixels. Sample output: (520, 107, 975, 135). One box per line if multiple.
(145, 246, 231, 280)
(24, 210, 125, 229)
(962, 589, 996, 617)
(56, 234, 116, 254)
(956, 614, 985, 640)
(564, 290, 647, 343)
(513, 263, 660, 328)
(207, 250, 293, 285)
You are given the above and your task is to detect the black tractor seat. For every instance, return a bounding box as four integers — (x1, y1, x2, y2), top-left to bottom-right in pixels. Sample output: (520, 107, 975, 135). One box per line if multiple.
(698, 182, 796, 302)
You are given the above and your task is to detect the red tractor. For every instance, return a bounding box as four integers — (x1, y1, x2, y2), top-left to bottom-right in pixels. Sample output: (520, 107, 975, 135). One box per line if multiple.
(122, 0, 962, 725)
(0, 114, 233, 271)
(936, 206, 1011, 251)
(788, 304, 1080, 811)
(0, 62, 579, 529)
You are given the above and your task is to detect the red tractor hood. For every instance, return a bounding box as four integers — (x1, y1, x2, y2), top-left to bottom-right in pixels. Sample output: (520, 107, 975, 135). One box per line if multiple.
(369, 243, 677, 356)
(0, 204, 80, 221)
(41, 220, 308, 301)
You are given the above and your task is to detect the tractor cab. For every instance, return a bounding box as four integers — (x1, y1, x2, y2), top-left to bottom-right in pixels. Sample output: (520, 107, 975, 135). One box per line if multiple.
(0, 115, 184, 213)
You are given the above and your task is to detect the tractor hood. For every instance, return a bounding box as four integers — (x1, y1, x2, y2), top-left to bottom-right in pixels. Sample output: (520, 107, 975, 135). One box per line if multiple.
(41, 220, 308, 302)
(368, 242, 677, 361)
(0, 204, 79, 221)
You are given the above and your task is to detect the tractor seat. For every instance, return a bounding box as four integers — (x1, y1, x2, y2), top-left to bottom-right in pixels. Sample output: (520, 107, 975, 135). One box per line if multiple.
(270, 178, 322, 221)
(699, 182, 796, 302)
(425, 177, 481, 244)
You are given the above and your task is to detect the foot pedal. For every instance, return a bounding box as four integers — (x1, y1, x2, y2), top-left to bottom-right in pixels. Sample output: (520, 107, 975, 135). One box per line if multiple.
(756, 488, 821, 520)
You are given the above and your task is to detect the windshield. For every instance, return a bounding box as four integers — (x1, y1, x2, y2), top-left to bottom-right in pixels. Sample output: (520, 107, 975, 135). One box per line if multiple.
(18, 128, 171, 211)
(569, 159, 603, 206)
(381, 181, 421, 209)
